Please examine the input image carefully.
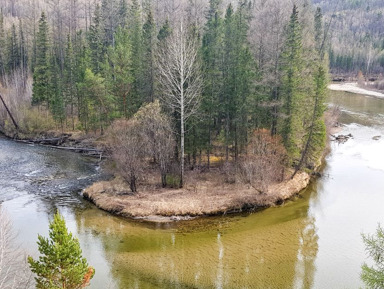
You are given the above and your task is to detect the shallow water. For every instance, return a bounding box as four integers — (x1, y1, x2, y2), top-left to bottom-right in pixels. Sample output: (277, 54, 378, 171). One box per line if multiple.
(1, 89, 384, 288)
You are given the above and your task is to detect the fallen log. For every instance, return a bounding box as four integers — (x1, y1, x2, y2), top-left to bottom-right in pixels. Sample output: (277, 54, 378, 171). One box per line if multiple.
(0, 93, 19, 130)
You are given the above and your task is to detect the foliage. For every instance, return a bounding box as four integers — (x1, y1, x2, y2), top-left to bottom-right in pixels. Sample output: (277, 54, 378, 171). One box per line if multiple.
(361, 224, 384, 288)
(32, 12, 50, 106)
(28, 212, 94, 289)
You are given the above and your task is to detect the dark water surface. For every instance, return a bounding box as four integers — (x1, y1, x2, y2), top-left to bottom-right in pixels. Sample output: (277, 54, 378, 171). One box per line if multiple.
(1, 89, 384, 288)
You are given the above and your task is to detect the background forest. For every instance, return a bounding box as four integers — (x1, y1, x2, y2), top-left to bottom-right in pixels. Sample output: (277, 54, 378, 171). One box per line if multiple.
(0, 0, 330, 189)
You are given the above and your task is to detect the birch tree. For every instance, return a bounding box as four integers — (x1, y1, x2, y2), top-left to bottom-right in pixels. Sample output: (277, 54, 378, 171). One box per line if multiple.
(157, 22, 202, 188)
(0, 208, 33, 289)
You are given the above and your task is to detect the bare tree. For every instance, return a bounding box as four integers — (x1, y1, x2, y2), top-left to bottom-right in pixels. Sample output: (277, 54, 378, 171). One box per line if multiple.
(0, 208, 33, 289)
(157, 21, 202, 188)
(134, 100, 175, 188)
(108, 119, 145, 193)
(237, 129, 286, 193)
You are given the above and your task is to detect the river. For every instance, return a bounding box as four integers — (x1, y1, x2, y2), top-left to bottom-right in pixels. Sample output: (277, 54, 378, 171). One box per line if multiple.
(1, 89, 384, 288)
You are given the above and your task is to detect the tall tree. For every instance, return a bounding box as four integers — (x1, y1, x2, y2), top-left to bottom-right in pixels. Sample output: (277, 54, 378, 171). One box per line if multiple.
(128, 0, 144, 110)
(88, 4, 104, 74)
(49, 51, 65, 128)
(142, 10, 156, 102)
(157, 22, 203, 188)
(64, 34, 76, 130)
(32, 12, 50, 106)
(104, 27, 133, 118)
(221, 2, 253, 161)
(279, 5, 305, 164)
(6, 24, 20, 73)
(201, 0, 223, 168)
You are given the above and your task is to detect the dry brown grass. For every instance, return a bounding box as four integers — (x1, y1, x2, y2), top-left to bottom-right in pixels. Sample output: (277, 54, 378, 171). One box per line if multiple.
(83, 169, 310, 221)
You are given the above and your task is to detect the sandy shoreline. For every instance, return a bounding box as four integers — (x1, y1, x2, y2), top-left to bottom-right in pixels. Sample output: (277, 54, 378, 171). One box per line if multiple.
(328, 82, 384, 98)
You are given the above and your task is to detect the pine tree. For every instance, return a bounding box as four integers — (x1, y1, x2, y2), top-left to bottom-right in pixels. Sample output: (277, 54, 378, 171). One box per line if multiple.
(6, 24, 20, 73)
(18, 19, 28, 80)
(361, 225, 384, 288)
(32, 12, 50, 106)
(78, 69, 112, 133)
(104, 27, 133, 118)
(221, 2, 253, 161)
(222, 4, 236, 162)
(157, 19, 171, 42)
(64, 34, 76, 129)
(101, 0, 119, 47)
(129, 0, 144, 111)
(201, 0, 223, 168)
(88, 4, 104, 74)
(49, 51, 65, 128)
(279, 5, 305, 164)
(314, 7, 323, 53)
(28, 212, 94, 289)
(142, 10, 156, 102)
(118, 0, 128, 28)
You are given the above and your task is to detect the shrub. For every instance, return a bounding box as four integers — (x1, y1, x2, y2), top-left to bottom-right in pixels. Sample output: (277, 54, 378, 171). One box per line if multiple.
(237, 129, 286, 193)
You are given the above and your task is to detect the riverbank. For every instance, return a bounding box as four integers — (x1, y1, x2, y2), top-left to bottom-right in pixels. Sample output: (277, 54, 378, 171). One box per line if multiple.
(0, 129, 104, 157)
(328, 82, 384, 98)
(83, 171, 310, 222)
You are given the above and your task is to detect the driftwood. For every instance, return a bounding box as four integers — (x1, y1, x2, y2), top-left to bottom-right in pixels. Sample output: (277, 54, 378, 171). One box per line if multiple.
(34, 136, 69, 146)
(0, 93, 19, 130)
(14, 138, 103, 158)
(331, 133, 353, 143)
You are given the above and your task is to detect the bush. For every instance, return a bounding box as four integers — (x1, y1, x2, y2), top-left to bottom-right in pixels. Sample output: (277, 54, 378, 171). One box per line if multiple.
(237, 129, 286, 193)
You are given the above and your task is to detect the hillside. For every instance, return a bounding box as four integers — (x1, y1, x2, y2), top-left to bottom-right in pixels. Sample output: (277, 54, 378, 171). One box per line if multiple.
(314, 0, 384, 75)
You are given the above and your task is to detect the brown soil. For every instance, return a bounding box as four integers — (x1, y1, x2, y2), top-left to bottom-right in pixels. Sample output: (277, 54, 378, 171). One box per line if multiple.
(83, 170, 310, 222)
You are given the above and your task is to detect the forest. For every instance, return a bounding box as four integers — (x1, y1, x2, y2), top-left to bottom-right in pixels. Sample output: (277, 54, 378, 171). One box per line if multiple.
(0, 0, 328, 191)
(315, 0, 384, 75)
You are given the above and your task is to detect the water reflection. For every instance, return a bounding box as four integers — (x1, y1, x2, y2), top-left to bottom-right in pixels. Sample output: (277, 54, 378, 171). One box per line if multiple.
(73, 190, 318, 289)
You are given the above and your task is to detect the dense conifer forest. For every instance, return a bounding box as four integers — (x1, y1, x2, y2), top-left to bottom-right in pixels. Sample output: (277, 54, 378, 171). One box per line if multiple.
(0, 0, 330, 189)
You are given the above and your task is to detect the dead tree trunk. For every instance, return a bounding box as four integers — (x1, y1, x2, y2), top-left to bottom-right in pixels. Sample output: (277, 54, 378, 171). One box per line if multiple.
(0, 93, 19, 131)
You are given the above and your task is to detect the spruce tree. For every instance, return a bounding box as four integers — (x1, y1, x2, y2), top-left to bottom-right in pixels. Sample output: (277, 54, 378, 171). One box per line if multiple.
(49, 51, 65, 128)
(157, 19, 171, 42)
(28, 212, 94, 289)
(6, 24, 20, 73)
(18, 19, 28, 79)
(129, 0, 144, 111)
(201, 0, 223, 168)
(142, 10, 156, 102)
(32, 12, 50, 106)
(64, 34, 76, 130)
(314, 7, 323, 53)
(88, 4, 104, 74)
(279, 5, 305, 164)
(221, 2, 253, 161)
(104, 27, 133, 118)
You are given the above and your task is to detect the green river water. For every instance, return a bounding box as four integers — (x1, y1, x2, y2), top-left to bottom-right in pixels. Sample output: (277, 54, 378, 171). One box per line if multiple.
(1, 89, 384, 288)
